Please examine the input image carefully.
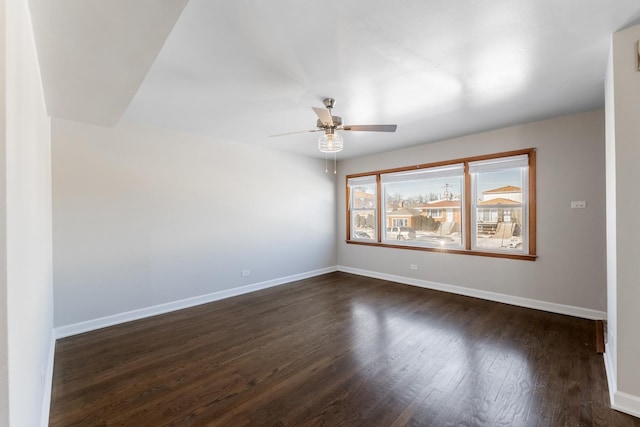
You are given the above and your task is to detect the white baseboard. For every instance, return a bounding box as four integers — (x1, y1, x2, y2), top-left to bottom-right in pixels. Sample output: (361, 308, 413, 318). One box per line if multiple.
(337, 266, 607, 320)
(611, 391, 640, 418)
(55, 266, 337, 339)
(41, 332, 56, 427)
(604, 343, 617, 406)
(603, 343, 640, 419)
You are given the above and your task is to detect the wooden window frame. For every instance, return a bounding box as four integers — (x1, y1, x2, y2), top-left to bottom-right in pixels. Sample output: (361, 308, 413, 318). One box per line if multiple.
(345, 148, 537, 261)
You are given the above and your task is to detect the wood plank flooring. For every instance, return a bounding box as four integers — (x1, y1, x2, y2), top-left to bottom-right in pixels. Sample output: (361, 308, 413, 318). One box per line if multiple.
(49, 272, 640, 426)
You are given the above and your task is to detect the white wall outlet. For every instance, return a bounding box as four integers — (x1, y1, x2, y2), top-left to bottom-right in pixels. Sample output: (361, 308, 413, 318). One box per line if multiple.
(410, 264, 418, 270)
(571, 201, 586, 209)
(241, 270, 250, 277)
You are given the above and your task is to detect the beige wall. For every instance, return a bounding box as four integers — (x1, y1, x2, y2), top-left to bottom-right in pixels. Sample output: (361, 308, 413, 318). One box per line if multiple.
(338, 110, 607, 314)
(52, 119, 337, 328)
(605, 23, 640, 416)
(2, 0, 54, 426)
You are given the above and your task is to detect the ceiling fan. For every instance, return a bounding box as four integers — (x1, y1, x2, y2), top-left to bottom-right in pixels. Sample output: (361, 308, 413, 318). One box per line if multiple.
(270, 98, 397, 154)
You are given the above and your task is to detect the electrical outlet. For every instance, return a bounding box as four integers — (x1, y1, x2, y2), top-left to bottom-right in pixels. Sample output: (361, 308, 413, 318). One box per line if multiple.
(410, 264, 418, 270)
(241, 270, 250, 277)
(571, 201, 586, 209)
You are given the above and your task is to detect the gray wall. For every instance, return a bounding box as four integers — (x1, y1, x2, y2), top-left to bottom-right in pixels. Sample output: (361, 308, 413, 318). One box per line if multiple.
(52, 119, 337, 327)
(337, 110, 607, 313)
(2, 0, 54, 426)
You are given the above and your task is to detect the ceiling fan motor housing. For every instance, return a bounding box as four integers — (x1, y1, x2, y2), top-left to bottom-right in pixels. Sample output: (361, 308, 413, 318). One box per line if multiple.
(317, 115, 342, 129)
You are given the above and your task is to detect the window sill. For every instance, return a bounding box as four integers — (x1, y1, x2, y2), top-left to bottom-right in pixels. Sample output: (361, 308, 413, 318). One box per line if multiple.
(345, 240, 537, 261)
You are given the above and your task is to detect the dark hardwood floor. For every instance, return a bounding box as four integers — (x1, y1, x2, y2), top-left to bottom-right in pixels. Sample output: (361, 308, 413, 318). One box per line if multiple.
(49, 272, 640, 426)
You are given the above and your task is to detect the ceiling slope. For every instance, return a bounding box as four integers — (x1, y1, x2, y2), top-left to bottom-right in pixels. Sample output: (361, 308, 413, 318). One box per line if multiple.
(28, 0, 188, 126)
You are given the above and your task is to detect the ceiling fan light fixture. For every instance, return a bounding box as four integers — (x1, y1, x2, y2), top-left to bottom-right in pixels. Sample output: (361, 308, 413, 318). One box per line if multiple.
(318, 132, 344, 153)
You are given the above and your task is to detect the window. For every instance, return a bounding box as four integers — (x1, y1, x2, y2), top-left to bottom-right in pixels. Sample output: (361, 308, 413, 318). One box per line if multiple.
(470, 155, 529, 253)
(392, 218, 408, 227)
(345, 149, 536, 260)
(380, 164, 464, 248)
(347, 175, 377, 241)
(426, 209, 443, 218)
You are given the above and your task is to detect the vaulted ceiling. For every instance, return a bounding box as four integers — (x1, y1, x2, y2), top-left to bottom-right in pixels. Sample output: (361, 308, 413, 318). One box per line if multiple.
(29, 0, 640, 159)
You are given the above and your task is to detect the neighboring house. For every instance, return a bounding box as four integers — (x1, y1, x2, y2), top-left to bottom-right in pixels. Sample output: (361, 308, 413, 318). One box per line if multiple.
(481, 185, 522, 203)
(386, 207, 421, 228)
(386, 199, 463, 235)
(478, 186, 523, 233)
(353, 191, 375, 209)
(387, 186, 522, 234)
(417, 199, 463, 224)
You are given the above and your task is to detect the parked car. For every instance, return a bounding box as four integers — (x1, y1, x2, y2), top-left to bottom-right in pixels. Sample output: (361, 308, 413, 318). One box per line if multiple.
(385, 226, 416, 240)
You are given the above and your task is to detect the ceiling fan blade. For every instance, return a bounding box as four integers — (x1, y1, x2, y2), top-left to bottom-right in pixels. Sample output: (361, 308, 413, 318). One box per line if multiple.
(312, 107, 333, 126)
(342, 124, 397, 132)
(268, 129, 322, 137)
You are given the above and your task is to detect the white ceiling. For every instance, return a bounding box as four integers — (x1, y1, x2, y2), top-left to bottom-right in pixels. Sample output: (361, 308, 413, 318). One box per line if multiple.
(28, 0, 188, 126)
(30, 0, 640, 159)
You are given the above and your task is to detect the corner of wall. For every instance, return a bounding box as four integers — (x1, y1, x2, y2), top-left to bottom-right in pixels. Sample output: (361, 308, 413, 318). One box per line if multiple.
(40, 332, 56, 427)
(605, 22, 640, 420)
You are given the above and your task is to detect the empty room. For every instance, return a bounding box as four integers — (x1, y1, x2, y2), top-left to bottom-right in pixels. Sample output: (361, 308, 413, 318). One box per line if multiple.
(3, 0, 640, 426)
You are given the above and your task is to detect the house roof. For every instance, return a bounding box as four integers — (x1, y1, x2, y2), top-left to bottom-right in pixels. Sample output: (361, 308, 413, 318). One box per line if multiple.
(478, 197, 521, 205)
(421, 200, 462, 208)
(483, 185, 522, 194)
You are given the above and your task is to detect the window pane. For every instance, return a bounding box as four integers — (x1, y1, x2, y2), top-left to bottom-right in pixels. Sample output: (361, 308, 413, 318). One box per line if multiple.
(384, 175, 463, 247)
(476, 168, 523, 202)
(351, 182, 376, 240)
(476, 207, 523, 250)
(474, 166, 526, 252)
(352, 183, 376, 209)
(352, 210, 376, 239)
